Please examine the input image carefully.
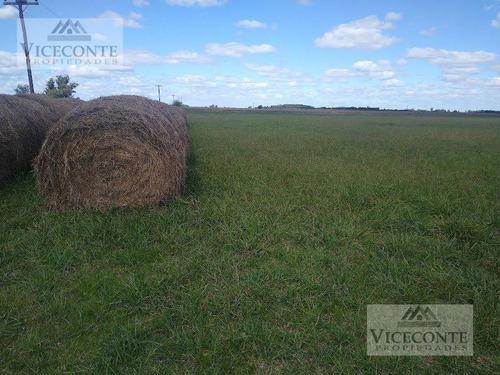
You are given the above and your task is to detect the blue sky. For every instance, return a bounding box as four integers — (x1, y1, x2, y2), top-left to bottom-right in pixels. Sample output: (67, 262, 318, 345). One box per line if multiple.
(1, 0, 500, 110)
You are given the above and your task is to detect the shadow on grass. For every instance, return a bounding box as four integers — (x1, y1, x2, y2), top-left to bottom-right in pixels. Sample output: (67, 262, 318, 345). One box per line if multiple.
(183, 137, 203, 197)
(0, 172, 37, 201)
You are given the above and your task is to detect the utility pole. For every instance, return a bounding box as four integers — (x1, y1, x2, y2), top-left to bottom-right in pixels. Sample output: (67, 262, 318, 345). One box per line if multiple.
(4, 0, 38, 94)
(155, 85, 162, 102)
(172, 94, 175, 104)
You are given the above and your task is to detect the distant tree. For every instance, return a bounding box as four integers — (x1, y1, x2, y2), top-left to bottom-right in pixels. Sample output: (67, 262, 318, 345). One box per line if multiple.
(173, 99, 183, 107)
(209, 104, 218, 108)
(14, 84, 29, 95)
(44, 75, 79, 98)
(257, 105, 263, 109)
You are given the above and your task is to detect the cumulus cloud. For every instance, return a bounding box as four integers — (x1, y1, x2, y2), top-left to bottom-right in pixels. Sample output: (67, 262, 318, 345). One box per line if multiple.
(236, 19, 268, 29)
(173, 74, 268, 90)
(166, 0, 227, 6)
(205, 42, 276, 58)
(419, 27, 437, 36)
(244, 63, 311, 84)
(382, 78, 404, 87)
(124, 48, 213, 66)
(133, 0, 150, 7)
(407, 47, 498, 82)
(385, 12, 403, 21)
(441, 67, 481, 82)
(314, 15, 401, 50)
(352, 60, 396, 80)
(174, 74, 217, 86)
(324, 60, 399, 83)
(165, 50, 214, 64)
(406, 47, 497, 66)
(98, 11, 143, 28)
(48, 65, 133, 80)
(0, 51, 25, 77)
(0, 5, 17, 19)
(323, 68, 357, 82)
(492, 13, 500, 28)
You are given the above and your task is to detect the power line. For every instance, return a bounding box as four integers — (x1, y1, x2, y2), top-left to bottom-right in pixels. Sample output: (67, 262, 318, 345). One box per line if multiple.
(39, 1, 59, 17)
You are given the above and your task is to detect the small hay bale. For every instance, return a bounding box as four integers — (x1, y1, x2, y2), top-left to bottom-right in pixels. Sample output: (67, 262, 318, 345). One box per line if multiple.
(35, 95, 190, 210)
(0, 94, 81, 184)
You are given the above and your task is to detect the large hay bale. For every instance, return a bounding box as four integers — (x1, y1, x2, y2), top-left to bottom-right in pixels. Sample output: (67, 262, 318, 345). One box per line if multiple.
(0, 94, 81, 185)
(35, 95, 189, 210)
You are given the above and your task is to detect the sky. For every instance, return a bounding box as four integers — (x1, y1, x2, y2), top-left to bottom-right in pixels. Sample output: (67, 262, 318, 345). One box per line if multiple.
(1, 0, 500, 110)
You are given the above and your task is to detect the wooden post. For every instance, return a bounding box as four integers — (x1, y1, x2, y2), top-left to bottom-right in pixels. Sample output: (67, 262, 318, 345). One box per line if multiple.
(4, 0, 39, 94)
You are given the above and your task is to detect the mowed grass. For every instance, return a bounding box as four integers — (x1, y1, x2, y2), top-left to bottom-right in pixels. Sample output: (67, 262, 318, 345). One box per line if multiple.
(1, 111, 499, 374)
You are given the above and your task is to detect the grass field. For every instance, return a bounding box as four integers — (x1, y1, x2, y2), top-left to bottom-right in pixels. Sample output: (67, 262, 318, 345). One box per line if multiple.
(1, 111, 499, 374)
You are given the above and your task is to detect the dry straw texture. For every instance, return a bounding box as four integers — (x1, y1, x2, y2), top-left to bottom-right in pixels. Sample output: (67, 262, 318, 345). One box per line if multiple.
(35, 95, 189, 210)
(0, 94, 81, 185)
(18, 93, 83, 116)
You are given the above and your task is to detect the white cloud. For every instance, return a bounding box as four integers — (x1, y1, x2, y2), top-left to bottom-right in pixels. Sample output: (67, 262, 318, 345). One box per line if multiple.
(174, 74, 216, 86)
(492, 13, 500, 28)
(382, 78, 404, 87)
(298, 0, 312, 5)
(53, 65, 133, 79)
(323, 68, 357, 82)
(92, 33, 108, 41)
(352, 60, 396, 80)
(236, 19, 268, 29)
(206, 42, 276, 58)
(419, 27, 437, 36)
(98, 11, 143, 28)
(0, 5, 17, 19)
(407, 47, 498, 83)
(385, 12, 403, 21)
(124, 48, 213, 65)
(324, 60, 399, 83)
(125, 49, 165, 65)
(314, 16, 401, 50)
(165, 50, 213, 64)
(166, 0, 227, 6)
(244, 63, 311, 83)
(239, 78, 268, 88)
(172, 74, 268, 90)
(441, 67, 481, 82)
(133, 0, 150, 7)
(406, 47, 497, 67)
(0, 51, 24, 77)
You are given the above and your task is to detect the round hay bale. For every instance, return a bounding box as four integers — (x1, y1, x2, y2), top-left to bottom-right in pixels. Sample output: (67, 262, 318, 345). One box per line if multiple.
(35, 95, 190, 210)
(0, 94, 83, 185)
(0, 95, 55, 184)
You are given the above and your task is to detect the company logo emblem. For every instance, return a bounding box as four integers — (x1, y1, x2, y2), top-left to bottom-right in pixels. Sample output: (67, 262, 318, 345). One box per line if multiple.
(367, 304, 473, 356)
(48, 19, 91, 41)
(398, 305, 441, 328)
